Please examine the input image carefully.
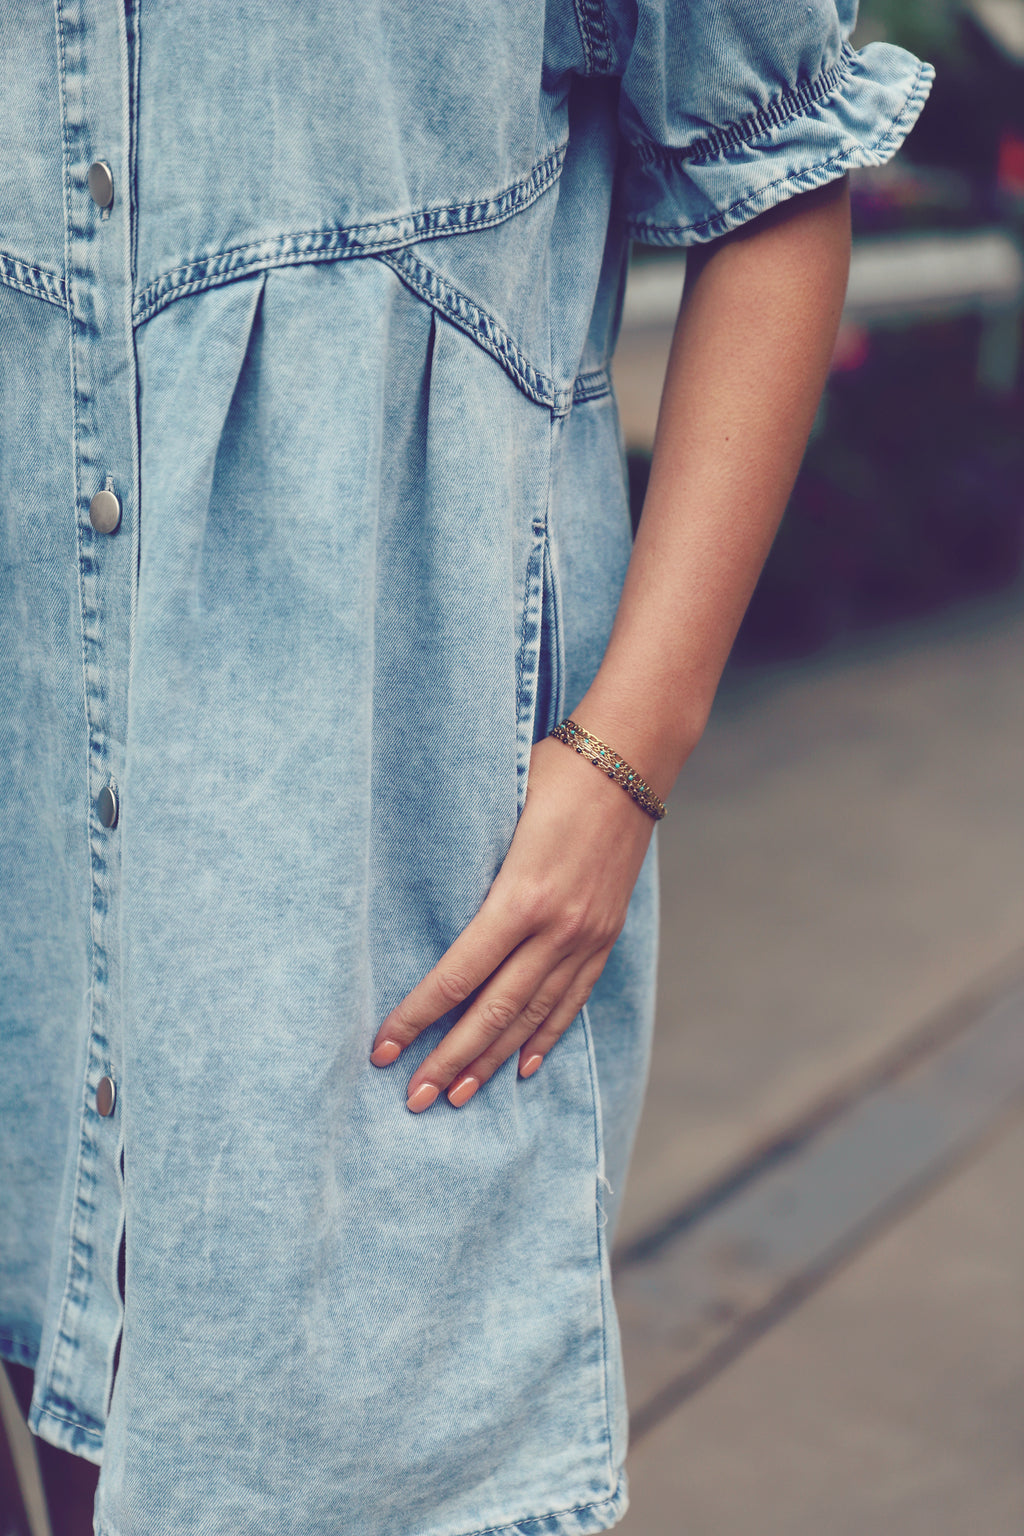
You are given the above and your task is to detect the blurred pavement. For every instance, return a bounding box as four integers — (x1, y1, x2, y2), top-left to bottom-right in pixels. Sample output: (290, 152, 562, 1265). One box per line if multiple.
(618, 1112, 1023, 1536)
(612, 580, 1024, 1532)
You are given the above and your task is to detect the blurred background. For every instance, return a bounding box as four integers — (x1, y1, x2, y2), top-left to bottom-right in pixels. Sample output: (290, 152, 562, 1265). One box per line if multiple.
(2, 4, 1022, 1534)
(611, 3, 1024, 1532)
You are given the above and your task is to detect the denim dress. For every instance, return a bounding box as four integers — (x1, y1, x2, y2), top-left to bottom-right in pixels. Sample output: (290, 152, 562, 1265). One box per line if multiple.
(0, 4, 930, 1533)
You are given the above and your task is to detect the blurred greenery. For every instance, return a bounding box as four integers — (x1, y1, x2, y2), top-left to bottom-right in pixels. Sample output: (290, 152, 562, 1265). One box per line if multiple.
(854, 0, 960, 56)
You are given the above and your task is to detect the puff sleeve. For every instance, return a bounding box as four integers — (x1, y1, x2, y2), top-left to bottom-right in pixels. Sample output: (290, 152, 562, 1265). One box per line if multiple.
(597, 0, 935, 245)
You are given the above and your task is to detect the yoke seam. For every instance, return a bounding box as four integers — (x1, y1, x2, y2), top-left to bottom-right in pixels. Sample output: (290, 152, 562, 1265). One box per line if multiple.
(0, 252, 68, 308)
(133, 144, 566, 326)
(377, 249, 610, 417)
(378, 248, 565, 412)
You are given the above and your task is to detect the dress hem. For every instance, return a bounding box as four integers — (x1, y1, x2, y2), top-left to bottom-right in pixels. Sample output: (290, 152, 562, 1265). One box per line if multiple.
(0, 1332, 39, 1371)
(92, 1475, 629, 1536)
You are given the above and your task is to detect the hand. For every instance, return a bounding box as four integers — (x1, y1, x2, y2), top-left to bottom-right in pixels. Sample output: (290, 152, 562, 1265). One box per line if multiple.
(369, 732, 657, 1111)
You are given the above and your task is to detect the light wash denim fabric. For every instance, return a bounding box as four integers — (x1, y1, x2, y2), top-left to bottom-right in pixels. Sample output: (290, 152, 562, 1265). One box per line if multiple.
(0, 4, 931, 1534)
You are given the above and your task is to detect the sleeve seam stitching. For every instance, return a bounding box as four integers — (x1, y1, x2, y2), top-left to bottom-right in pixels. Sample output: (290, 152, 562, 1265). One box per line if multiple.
(628, 41, 858, 171)
(627, 55, 934, 243)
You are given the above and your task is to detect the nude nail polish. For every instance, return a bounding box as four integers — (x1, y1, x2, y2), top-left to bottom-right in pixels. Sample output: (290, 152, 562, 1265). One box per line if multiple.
(520, 1053, 543, 1078)
(447, 1076, 479, 1107)
(406, 1083, 439, 1113)
(371, 1040, 401, 1066)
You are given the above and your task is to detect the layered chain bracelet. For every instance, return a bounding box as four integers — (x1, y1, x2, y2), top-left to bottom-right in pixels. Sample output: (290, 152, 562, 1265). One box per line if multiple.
(549, 717, 667, 821)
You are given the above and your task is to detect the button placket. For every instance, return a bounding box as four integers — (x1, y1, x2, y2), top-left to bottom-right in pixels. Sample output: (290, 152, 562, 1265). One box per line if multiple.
(87, 159, 114, 210)
(89, 475, 122, 534)
(97, 781, 119, 829)
(32, 0, 141, 1446)
(96, 1075, 116, 1117)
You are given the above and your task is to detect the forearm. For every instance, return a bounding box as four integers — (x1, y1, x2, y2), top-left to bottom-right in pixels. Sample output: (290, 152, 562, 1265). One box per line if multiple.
(375, 178, 853, 1103)
(577, 175, 852, 796)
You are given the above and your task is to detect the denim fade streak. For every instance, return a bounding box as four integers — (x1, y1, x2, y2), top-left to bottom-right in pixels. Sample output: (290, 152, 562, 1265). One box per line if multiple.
(0, 4, 931, 1533)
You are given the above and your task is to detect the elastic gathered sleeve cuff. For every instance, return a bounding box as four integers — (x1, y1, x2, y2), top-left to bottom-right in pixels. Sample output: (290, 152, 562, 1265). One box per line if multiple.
(610, 0, 935, 246)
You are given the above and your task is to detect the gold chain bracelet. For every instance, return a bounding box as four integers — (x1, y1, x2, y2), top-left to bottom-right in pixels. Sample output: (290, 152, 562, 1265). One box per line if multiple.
(549, 717, 667, 821)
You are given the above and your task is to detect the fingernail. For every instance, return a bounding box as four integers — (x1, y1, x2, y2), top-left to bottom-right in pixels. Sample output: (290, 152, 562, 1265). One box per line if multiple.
(520, 1053, 544, 1078)
(406, 1083, 439, 1113)
(371, 1040, 401, 1067)
(447, 1076, 479, 1108)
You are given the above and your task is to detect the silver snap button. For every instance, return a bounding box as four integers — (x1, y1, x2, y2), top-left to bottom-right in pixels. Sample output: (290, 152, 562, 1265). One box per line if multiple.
(96, 1076, 116, 1117)
(89, 488, 122, 534)
(97, 784, 119, 829)
(87, 160, 114, 209)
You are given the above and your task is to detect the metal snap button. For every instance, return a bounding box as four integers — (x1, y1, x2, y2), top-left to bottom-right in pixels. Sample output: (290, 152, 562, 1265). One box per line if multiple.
(96, 1076, 116, 1117)
(89, 488, 122, 534)
(97, 784, 119, 829)
(87, 160, 114, 209)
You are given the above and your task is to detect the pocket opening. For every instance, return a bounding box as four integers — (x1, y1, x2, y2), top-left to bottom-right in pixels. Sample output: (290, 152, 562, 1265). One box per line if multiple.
(514, 515, 563, 815)
(105, 1141, 127, 1421)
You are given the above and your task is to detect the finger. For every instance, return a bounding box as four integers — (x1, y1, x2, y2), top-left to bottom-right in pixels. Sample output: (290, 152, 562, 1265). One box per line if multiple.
(442, 954, 589, 1104)
(518, 952, 610, 1079)
(370, 896, 536, 1064)
(403, 938, 565, 1109)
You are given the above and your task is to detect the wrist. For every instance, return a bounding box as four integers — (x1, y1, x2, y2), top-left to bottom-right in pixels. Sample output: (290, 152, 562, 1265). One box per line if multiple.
(565, 679, 707, 803)
(548, 718, 668, 821)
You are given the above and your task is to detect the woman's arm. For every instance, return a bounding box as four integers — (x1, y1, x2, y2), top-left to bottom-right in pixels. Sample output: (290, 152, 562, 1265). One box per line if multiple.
(578, 173, 851, 785)
(371, 174, 852, 1111)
